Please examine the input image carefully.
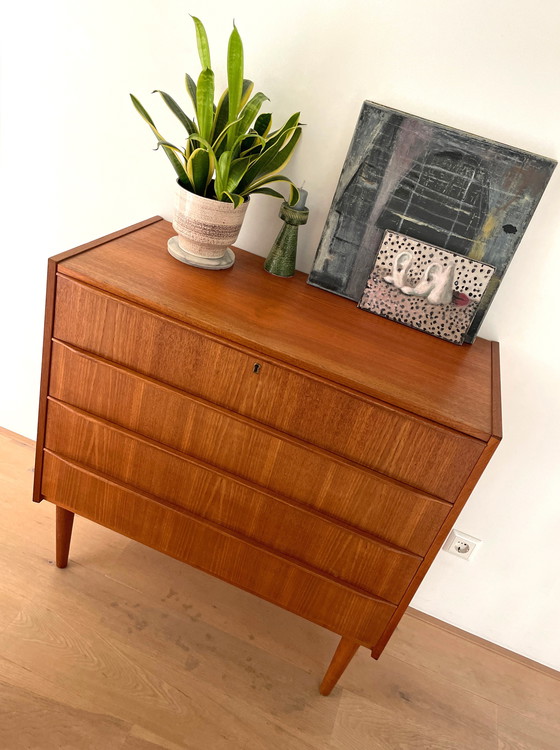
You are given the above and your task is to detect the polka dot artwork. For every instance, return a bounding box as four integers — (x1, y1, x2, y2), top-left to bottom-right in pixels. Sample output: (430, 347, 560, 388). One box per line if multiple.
(358, 230, 495, 344)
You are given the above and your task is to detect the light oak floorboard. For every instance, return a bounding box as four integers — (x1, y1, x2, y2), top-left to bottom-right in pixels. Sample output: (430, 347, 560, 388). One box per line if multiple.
(1, 430, 559, 749)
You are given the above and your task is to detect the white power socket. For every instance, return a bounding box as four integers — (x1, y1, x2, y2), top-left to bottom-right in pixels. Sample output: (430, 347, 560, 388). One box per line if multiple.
(443, 530, 481, 560)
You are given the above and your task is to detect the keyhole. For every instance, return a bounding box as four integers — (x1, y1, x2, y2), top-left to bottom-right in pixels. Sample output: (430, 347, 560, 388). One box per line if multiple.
(252, 363, 261, 374)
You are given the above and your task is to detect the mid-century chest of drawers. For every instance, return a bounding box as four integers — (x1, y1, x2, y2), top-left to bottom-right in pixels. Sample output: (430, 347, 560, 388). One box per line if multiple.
(34, 216, 502, 693)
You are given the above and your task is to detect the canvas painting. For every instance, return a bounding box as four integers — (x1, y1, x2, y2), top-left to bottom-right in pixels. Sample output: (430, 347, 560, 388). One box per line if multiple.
(358, 231, 495, 344)
(308, 101, 556, 342)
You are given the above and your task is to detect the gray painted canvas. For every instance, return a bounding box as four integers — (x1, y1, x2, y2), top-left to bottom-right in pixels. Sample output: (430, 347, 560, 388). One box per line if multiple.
(308, 102, 556, 342)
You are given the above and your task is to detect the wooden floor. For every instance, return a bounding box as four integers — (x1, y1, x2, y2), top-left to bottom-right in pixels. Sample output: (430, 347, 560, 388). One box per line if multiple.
(1, 429, 559, 749)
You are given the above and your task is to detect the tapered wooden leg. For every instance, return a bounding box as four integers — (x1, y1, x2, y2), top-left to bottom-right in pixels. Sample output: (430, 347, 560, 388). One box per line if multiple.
(319, 637, 360, 696)
(56, 506, 74, 568)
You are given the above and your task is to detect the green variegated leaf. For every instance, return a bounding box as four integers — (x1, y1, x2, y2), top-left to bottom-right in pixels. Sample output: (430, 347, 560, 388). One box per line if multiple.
(263, 112, 301, 150)
(237, 125, 301, 192)
(187, 148, 212, 194)
(212, 79, 254, 147)
(212, 87, 229, 144)
(215, 150, 232, 199)
(152, 90, 196, 134)
(239, 79, 254, 109)
(155, 139, 185, 156)
(288, 183, 300, 206)
(239, 133, 265, 157)
(130, 94, 189, 183)
(236, 92, 269, 140)
(222, 191, 244, 207)
(249, 187, 285, 200)
(185, 74, 197, 111)
(254, 113, 272, 137)
(196, 67, 215, 142)
(225, 156, 251, 192)
(191, 16, 211, 68)
(227, 23, 244, 148)
(239, 173, 298, 199)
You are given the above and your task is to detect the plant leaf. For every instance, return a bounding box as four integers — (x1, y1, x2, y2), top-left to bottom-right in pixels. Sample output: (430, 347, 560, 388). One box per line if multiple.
(185, 73, 197, 111)
(187, 148, 212, 195)
(226, 156, 251, 193)
(288, 183, 300, 206)
(130, 94, 188, 183)
(236, 92, 269, 142)
(239, 174, 298, 199)
(215, 150, 233, 199)
(152, 90, 196, 134)
(237, 125, 301, 192)
(227, 23, 244, 148)
(254, 113, 272, 137)
(191, 15, 211, 69)
(239, 79, 254, 109)
(239, 132, 266, 157)
(249, 187, 285, 200)
(222, 191, 244, 207)
(263, 112, 301, 150)
(212, 79, 254, 148)
(196, 67, 215, 142)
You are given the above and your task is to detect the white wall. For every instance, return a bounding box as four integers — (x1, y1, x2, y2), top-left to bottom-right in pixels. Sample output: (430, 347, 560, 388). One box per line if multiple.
(2, 0, 559, 669)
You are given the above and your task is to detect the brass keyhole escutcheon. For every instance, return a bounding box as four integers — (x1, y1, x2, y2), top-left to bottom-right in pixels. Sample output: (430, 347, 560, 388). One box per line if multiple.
(252, 363, 261, 374)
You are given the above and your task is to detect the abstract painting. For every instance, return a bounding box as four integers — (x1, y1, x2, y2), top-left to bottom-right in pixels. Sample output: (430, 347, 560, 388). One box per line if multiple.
(308, 101, 556, 342)
(358, 231, 495, 344)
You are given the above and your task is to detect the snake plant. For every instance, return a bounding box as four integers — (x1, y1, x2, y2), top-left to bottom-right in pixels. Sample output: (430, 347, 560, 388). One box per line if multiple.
(131, 16, 302, 207)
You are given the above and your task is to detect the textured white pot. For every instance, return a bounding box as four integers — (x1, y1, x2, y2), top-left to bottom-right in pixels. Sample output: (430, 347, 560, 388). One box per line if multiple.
(172, 183, 250, 259)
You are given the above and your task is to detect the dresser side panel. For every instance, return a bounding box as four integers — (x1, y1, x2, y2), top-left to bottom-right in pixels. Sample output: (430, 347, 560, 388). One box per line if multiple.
(371, 433, 502, 659)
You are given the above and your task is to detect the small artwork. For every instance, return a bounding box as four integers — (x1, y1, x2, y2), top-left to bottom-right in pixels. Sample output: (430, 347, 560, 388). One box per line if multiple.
(358, 231, 495, 344)
(308, 101, 556, 342)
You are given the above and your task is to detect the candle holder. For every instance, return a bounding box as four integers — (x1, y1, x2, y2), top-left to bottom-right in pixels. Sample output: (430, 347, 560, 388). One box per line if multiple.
(264, 201, 309, 278)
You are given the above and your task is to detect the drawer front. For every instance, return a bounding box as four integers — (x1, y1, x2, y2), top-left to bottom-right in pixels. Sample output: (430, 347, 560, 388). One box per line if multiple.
(49, 341, 450, 555)
(41, 451, 396, 646)
(53, 275, 485, 499)
(45, 399, 421, 603)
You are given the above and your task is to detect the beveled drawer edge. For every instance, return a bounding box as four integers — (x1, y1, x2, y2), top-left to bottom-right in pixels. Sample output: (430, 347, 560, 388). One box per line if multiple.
(42, 449, 398, 608)
(34, 218, 164, 504)
(46, 396, 423, 562)
(54, 274, 492, 443)
(51, 339, 455, 507)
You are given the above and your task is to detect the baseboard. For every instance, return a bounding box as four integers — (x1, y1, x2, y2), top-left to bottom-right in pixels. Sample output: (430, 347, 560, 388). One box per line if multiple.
(0, 425, 35, 447)
(406, 607, 560, 682)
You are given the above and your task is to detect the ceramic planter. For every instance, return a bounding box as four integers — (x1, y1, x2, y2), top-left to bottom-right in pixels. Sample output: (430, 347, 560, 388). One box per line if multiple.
(172, 183, 250, 260)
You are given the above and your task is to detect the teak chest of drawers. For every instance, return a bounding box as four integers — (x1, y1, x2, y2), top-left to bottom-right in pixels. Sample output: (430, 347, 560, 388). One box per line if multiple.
(34, 216, 502, 694)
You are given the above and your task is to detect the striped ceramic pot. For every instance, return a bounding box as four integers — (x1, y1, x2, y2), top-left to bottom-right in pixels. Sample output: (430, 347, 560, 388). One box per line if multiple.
(172, 183, 250, 259)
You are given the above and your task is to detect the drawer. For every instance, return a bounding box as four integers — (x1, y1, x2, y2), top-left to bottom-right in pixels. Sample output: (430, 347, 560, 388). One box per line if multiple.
(44, 399, 421, 603)
(49, 341, 450, 555)
(41, 451, 396, 646)
(53, 275, 485, 500)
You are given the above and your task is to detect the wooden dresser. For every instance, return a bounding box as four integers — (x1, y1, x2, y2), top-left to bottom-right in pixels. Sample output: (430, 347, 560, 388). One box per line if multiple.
(34, 216, 502, 694)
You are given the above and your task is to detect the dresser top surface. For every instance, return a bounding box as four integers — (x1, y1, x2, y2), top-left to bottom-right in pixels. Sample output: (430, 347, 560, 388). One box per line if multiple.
(55, 217, 500, 441)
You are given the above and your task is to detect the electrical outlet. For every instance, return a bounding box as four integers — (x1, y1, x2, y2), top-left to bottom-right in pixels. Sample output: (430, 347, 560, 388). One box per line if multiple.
(443, 530, 481, 560)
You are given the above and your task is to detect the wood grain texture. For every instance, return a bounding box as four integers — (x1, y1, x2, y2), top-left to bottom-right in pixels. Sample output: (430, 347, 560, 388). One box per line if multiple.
(48, 341, 450, 555)
(41, 451, 396, 646)
(319, 638, 360, 696)
(57, 219, 495, 440)
(55, 506, 74, 568)
(44, 399, 421, 602)
(52, 277, 485, 500)
(33, 217, 162, 504)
